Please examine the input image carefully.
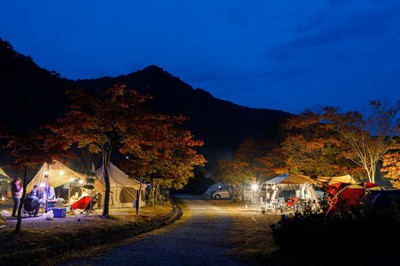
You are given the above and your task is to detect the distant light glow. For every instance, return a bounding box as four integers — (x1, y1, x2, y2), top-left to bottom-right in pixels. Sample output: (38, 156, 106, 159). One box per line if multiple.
(39, 182, 46, 188)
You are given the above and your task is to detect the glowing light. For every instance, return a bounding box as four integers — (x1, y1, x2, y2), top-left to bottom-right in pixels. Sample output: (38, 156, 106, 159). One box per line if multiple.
(251, 184, 259, 191)
(39, 182, 46, 188)
(69, 177, 75, 182)
(59, 170, 65, 176)
(1, 196, 5, 201)
(44, 170, 49, 177)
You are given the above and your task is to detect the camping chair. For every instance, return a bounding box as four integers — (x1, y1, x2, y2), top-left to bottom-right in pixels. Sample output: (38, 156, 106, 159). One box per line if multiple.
(285, 197, 299, 213)
(71, 192, 102, 222)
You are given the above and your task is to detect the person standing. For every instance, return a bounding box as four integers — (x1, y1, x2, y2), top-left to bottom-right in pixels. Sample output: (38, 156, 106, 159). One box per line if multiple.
(11, 177, 23, 217)
(43, 183, 55, 211)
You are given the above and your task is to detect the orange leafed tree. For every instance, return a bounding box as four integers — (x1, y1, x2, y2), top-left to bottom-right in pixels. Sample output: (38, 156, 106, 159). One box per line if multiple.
(282, 110, 355, 177)
(282, 100, 400, 183)
(381, 149, 400, 188)
(46, 83, 160, 216)
(46, 83, 206, 213)
(120, 115, 206, 205)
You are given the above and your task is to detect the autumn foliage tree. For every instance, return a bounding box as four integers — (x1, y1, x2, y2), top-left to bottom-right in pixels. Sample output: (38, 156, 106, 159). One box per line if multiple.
(235, 137, 287, 179)
(120, 115, 206, 205)
(282, 100, 400, 183)
(46, 83, 205, 214)
(213, 159, 255, 201)
(46, 83, 155, 216)
(381, 141, 400, 188)
(323, 101, 400, 183)
(282, 110, 356, 177)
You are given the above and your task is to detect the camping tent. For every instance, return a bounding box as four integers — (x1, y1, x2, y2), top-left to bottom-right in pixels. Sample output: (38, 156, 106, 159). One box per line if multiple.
(96, 162, 146, 208)
(263, 173, 321, 212)
(27, 160, 106, 201)
(327, 182, 385, 214)
(316, 174, 356, 185)
(0, 166, 12, 199)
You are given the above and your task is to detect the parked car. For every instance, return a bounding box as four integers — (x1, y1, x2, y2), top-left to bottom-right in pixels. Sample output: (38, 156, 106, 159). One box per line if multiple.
(211, 185, 234, 199)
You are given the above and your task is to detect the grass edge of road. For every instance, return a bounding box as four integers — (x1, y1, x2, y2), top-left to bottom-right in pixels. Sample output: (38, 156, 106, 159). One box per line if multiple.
(0, 202, 179, 265)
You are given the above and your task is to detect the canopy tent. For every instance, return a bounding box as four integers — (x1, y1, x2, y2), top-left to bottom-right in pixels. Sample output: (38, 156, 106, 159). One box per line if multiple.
(96, 162, 146, 208)
(27, 160, 106, 200)
(0, 166, 11, 199)
(266, 174, 288, 184)
(278, 173, 319, 185)
(263, 173, 321, 213)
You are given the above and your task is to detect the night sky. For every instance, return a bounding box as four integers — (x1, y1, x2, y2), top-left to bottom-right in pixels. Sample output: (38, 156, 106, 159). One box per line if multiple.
(1, 1, 400, 114)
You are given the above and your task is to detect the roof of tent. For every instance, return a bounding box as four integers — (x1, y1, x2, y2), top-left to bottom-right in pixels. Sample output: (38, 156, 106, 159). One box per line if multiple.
(280, 173, 318, 184)
(266, 173, 318, 185)
(266, 174, 289, 184)
(0, 166, 11, 181)
(27, 160, 106, 194)
(96, 161, 144, 190)
(316, 175, 356, 185)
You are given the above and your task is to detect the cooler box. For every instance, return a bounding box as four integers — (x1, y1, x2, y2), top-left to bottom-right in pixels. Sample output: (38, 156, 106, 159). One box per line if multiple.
(50, 207, 67, 218)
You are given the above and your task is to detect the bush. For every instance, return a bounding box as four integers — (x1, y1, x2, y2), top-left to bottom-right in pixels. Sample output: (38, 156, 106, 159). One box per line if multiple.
(270, 206, 400, 258)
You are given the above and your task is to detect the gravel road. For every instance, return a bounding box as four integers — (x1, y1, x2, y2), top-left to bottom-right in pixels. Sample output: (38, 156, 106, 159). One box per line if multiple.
(63, 194, 250, 266)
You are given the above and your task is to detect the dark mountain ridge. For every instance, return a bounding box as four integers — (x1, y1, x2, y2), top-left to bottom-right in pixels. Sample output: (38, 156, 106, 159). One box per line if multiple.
(0, 38, 292, 174)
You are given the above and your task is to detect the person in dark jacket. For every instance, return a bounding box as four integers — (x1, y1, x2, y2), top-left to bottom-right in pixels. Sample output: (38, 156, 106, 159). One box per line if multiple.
(24, 186, 42, 217)
(10, 177, 23, 217)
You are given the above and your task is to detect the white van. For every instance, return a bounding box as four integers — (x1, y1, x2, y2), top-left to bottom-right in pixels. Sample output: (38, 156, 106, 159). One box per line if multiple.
(211, 184, 234, 199)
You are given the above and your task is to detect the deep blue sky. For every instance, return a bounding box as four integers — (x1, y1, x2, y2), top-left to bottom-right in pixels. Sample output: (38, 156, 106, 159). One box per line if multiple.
(1, 1, 400, 114)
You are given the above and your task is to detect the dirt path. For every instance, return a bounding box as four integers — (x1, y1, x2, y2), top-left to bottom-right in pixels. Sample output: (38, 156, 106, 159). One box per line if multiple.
(63, 194, 252, 266)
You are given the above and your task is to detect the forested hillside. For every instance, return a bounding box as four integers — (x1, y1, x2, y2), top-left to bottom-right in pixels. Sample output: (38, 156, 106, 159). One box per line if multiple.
(0, 38, 291, 174)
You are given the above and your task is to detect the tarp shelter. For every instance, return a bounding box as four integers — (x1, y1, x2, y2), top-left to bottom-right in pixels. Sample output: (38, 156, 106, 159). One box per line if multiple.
(27, 160, 106, 200)
(0, 166, 11, 199)
(96, 162, 146, 208)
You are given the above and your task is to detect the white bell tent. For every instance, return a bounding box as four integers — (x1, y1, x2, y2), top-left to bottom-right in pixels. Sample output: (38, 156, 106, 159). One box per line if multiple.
(96, 162, 146, 208)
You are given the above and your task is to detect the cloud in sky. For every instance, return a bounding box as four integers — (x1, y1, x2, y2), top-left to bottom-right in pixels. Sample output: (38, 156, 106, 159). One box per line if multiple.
(1, 0, 400, 114)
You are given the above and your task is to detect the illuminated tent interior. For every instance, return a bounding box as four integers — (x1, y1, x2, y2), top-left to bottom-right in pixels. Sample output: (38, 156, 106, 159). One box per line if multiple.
(27, 160, 106, 203)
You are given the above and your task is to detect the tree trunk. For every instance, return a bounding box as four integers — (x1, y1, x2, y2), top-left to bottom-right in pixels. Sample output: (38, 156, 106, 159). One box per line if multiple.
(149, 178, 155, 206)
(135, 188, 141, 215)
(101, 145, 112, 217)
(15, 167, 28, 233)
